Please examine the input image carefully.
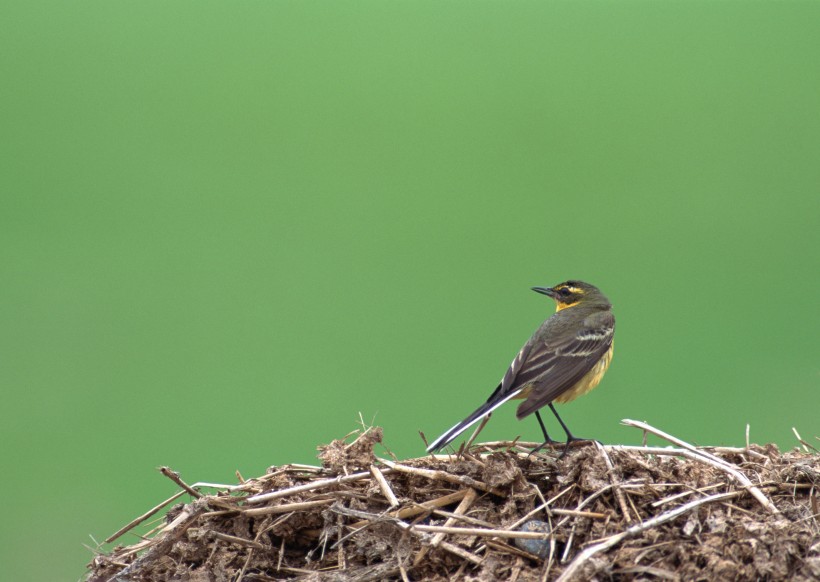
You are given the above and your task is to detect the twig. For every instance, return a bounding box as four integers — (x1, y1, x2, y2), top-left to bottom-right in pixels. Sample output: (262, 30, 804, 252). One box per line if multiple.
(237, 516, 271, 582)
(190, 481, 248, 491)
(556, 490, 743, 582)
(276, 537, 285, 571)
(460, 450, 487, 467)
(561, 521, 577, 564)
(617, 422, 780, 514)
(485, 538, 544, 561)
(370, 465, 400, 508)
(107, 500, 208, 581)
(702, 446, 767, 460)
(651, 483, 724, 508)
(438, 540, 484, 565)
(332, 502, 485, 565)
(620, 420, 733, 468)
(242, 498, 335, 517)
(159, 466, 202, 498)
(378, 458, 505, 496)
(346, 421, 377, 451)
(596, 442, 633, 524)
(431, 507, 495, 528)
(414, 488, 479, 566)
(336, 502, 551, 542)
(91, 420, 817, 582)
(429, 489, 479, 546)
(614, 444, 780, 514)
(104, 489, 187, 544)
(348, 490, 469, 530)
(793, 427, 820, 453)
(463, 415, 492, 452)
(552, 483, 618, 532)
(398, 560, 411, 582)
(551, 508, 608, 519)
(210, 531, 266, 550)
(337, 512, 346, 571)
(411, 524, 552, 540)
(508, 485, 575, 531)
(468, 440, 542, 449)
(246, 470, 380, 504)
(614, 565, 680, 580)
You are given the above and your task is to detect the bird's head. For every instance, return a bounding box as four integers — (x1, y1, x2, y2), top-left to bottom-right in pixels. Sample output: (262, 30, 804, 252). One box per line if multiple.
(531, 280, 610, 311)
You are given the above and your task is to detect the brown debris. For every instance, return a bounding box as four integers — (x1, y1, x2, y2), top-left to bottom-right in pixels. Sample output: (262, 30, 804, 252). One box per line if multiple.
(317, 426, 383, 474)
(87, 423, 820, 581)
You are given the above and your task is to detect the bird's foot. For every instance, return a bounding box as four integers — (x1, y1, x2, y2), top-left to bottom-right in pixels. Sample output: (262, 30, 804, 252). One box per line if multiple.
(528, 438, 563, 457)
(557, 437, 597, 460)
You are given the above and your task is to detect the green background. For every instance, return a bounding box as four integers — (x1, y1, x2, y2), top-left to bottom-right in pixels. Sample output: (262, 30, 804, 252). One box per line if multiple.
(2, 2, 818, 580)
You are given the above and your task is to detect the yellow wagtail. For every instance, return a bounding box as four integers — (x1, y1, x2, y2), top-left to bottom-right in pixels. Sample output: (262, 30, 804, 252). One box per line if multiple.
(426, 280, 615, 455)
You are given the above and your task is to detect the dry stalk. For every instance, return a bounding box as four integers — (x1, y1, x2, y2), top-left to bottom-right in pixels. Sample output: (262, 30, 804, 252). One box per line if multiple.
(104, 490, 187, 544)
(370, 464, 400, 508)
(651, 482, 724, 507)
(616, 422, 780, 514)
(348, 489, 469, 530)
(596, 441, 634, 523)
(557, 489, 746, 582)
(242, 498, 334, 517)
(246, 469, 380, 504)
(438, 540, 484, 565)
(485, 538, 543, 561)
(378, 458, 505, 495)
(159, 466, 202, 498)
(209, 531, 266, 550)
(411, 524, 552, 540)
(106, 500, 208, 581)
(413, 488, 479, 566)
(431, 507, 495, 528)
(508, 485, 575, 531)
(88, 421, 818, 582)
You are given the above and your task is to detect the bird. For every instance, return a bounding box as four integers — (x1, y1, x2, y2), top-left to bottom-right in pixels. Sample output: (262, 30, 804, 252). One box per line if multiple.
(426, 280, 615, 455)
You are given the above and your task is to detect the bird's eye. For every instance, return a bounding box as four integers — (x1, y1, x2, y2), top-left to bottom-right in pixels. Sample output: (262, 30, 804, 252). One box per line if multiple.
(559, 287, 572, 297)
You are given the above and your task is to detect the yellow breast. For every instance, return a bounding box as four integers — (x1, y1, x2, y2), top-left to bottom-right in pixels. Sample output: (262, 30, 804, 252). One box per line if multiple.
(553, 342, 614, 404)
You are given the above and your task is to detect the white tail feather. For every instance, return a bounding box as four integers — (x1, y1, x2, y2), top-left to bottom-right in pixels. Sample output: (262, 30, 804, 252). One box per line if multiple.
(426, 388, 523, 452)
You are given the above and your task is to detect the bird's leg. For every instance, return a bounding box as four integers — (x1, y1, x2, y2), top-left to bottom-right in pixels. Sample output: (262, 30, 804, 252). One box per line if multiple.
(535, 410, 559, 443)
(548, 403, 593, 459)
(529, 410, 562, 455)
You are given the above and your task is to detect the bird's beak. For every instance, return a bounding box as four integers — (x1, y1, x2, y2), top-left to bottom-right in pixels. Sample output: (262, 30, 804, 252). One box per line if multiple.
(531, 286, 556, 298)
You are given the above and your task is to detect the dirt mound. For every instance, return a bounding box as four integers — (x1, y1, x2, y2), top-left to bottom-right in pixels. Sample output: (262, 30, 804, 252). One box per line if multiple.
(87, 423, 820, 581)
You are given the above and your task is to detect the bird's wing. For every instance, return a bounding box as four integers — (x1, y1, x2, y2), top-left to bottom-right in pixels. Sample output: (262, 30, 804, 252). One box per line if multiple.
(513, 310, 615, 419)
(486, 341, 534, 403)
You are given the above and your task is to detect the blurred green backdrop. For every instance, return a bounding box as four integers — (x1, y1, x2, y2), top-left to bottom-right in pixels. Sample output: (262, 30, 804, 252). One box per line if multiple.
(1, 1, 818, 580)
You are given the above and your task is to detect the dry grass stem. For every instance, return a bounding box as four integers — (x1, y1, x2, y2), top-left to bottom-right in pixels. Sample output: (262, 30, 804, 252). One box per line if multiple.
(609, 438, 781, 515)
(159, 466, 202, 499)
(242, 498, 335, 517)
(595, 441, 633, 524)
(438, 540, 484, 565)
(209, 531, 267, 550)
(370, 464, 400, 508)
(246, 470, 376, 504)
(103, 489, 187, 544)
(793, 427, 820, 453)
(88, 421, 819, 582)
(557, 489, 748, 582)
(378, 458, 504, 495)
(411, 524, 551, 540)
(348, 489, 469, 530)
(414, 487, 478, 566)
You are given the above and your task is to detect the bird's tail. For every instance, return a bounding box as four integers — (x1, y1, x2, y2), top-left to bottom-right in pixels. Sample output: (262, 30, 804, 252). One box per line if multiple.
(425, 386, 522, 452)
